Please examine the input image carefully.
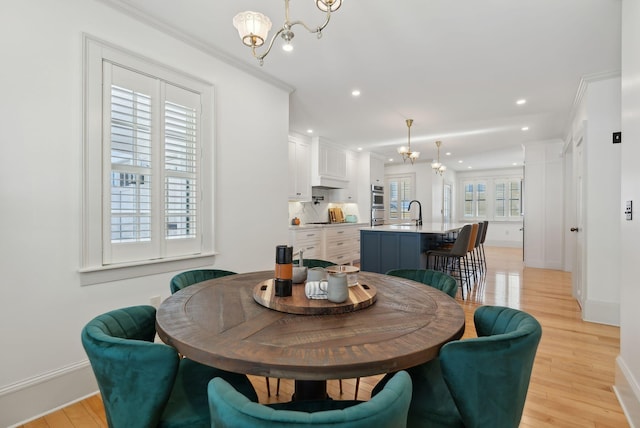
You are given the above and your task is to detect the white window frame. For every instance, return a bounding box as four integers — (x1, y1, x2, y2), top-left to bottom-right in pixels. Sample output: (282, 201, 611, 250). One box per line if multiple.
(81, 36, 214, 278)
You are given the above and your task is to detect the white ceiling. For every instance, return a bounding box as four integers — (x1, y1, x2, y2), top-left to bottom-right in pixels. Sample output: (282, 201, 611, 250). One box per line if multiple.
(103, 0, 621, 171)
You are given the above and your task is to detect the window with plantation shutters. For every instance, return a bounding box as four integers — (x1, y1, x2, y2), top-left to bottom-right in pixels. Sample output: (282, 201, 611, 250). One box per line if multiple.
(463, 180, 487, 218)
(386, 174, 415, 221)
(83, 37, 213, 271)
(459, 174, 523, 222)
(495, 179, 521, 219)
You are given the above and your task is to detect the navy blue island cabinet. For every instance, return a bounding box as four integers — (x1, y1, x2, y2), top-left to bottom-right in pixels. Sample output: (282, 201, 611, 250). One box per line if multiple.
(359, 224, 465, 274)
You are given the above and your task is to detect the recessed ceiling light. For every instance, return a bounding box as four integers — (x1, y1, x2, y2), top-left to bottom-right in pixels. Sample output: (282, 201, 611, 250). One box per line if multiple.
(307, 129, 314, 134)
(445, 152, 451, 156)
(516, 99, 526, 105)
(521, 126, 529, 131)
(458, 160, 464, 163)
(467, 166, 473, 169)
(351, 89, 361, 97)
(513, 162, 518, 166)
(357, 147, 363, 151)
(388, 158, 394, 162)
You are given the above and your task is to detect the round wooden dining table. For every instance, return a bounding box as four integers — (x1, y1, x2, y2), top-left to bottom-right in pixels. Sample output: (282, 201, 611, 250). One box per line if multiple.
(156, 270, 465, 400)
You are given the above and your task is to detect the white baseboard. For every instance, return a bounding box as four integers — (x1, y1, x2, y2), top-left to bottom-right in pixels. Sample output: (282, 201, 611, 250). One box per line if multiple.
(583, 298, 620, 326)
(615, 356, 640, 427)
(0, 361, 98, 427)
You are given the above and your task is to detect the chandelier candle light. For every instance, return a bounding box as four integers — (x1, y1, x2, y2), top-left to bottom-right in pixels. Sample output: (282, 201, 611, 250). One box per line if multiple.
(233, 0, 342, 66)
(431, 140, 447, 175)
(397, 119, 420, 164)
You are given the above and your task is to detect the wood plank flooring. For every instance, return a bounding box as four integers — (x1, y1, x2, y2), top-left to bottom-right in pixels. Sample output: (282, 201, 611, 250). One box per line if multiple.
(19, 247, 629, 427)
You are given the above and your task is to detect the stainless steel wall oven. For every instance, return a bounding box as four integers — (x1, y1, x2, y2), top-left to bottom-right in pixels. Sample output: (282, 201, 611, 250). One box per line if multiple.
(371, 185, 385, 226)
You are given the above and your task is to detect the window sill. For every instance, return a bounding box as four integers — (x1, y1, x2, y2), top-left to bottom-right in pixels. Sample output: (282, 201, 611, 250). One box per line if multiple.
(79, 252, 218, 286)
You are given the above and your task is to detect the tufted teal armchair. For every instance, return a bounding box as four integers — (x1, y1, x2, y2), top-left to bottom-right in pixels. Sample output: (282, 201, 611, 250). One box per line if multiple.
(81, 305, 258, 428)
(373, 306, 542, 428)
(293, 258, 337, 268)
(170, 269, 237, 294)
(385, 269, 458, 299)
(208, 370, 412, 428)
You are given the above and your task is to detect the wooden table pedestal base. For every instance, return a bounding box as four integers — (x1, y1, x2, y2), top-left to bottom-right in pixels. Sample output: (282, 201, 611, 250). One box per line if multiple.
(292, 380, 330, 401)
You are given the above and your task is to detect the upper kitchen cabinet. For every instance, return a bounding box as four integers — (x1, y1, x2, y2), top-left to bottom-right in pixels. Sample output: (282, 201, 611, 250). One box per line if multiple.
(288, 136, 311, 201)
(311, 137, 348, 188)
(332, 150, 359, 202)
(370, 155, 384, 185)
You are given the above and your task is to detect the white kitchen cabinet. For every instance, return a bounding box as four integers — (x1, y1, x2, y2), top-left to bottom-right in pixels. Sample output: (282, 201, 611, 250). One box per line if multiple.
(370, 155, 385, 186)
(332, 150, 359, 202)
(290, 227, 323, 260)
(288, 137, 311, 201)
(311, 137, 348, 188)
(324, 224, 361, 264)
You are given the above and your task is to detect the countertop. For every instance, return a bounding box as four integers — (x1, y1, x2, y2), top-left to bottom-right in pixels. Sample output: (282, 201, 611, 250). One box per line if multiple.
(360, 222, 467, 233)
(289, 222, 369, 230)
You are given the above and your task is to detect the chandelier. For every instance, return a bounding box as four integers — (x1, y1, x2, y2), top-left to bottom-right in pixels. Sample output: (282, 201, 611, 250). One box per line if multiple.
(397, 119, 420, 164)
(233, 0, 342, 66)
(431, 140, 447, 175)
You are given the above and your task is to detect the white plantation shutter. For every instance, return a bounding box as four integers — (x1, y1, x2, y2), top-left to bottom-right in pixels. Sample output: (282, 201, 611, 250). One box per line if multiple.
(100, 62, 204, 265)
(495, 179, 521, 219)
(110, 84, 153, 243)
(463, 180, 487, 218)
(163, 85, 201, 257)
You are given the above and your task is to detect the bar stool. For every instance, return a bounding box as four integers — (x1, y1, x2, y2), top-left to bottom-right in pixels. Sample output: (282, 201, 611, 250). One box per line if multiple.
(426, 224, 473, 299)
(465, 223, 479, 285)
(479, 220, 489, 271)
(470, 222, 485, 277)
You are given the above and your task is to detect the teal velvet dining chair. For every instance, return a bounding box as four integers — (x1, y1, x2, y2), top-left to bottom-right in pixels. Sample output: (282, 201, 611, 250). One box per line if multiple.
(81, 305, 258, 428)
(208, 370, 412, 428)
(170, 269, 237, 294)
(385, 269, 458, 299)
(372, 306, 542, 428)
(293, 258, 337, 268)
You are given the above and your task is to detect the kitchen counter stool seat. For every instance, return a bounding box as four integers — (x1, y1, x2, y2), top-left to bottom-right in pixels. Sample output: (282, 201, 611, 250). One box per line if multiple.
(425, 224, 473, 299)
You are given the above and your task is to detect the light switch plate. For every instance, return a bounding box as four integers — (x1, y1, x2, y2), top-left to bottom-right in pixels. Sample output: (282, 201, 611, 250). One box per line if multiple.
(625, 200, 632, 221)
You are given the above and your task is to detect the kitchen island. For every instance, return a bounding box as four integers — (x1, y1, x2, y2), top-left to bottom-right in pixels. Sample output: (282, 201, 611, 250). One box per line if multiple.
(360, 223, 466, 273)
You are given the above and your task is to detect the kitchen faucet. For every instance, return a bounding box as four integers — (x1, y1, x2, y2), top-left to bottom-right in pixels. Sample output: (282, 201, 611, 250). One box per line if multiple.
(408, 200, 422, 226)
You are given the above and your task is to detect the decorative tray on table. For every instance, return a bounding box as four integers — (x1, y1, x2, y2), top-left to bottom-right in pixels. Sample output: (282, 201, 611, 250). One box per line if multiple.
(253, 279, 377, 315)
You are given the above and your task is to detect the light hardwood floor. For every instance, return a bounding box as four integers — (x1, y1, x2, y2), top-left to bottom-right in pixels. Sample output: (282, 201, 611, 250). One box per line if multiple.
(20, 247, 629, 427)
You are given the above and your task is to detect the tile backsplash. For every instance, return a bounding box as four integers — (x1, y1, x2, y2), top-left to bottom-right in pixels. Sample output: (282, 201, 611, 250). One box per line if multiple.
(288, 201, 361, 225)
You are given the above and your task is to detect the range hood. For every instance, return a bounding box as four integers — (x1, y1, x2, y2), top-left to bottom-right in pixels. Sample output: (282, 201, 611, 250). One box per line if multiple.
(311, 176, 346, 190)
(312, 184, 343, 190)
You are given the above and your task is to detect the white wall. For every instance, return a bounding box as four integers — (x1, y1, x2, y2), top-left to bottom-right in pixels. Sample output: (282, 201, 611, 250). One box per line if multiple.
(523, 140, 565, 269)
(617, 0, 640, 423)
(0, 2, 290, 425)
